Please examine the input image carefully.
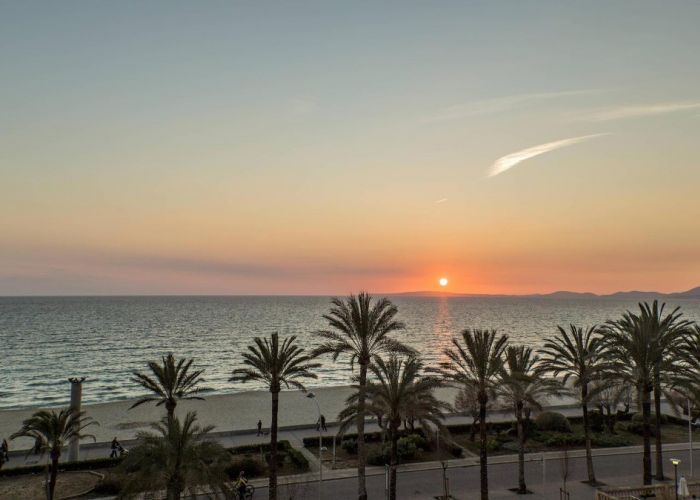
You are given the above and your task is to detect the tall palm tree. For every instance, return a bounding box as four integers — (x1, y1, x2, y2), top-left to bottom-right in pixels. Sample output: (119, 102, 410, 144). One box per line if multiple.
(337, 355, 449, 500)
(539, 324, 605, 485)
(600, 309, 658, 485)
(231, 332, 320, 500)
(313, 292, 411, 500)
(11, 409, 97, 500)
(131, 353, 208, 422)
(433, 329, 508, 500)
(637, 301, 690, 480)
(118, 412, 231, 500)
(497, 345, 561, 494)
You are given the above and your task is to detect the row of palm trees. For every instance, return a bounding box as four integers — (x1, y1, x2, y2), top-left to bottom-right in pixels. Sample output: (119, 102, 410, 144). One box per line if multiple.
(9, 294, 700, 500)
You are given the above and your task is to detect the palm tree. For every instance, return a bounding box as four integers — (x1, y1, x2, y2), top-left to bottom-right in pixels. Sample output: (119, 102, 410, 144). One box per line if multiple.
(637, 301, 690, 480)
(539, 324, 605, 485)
(337, 355, 449, 500)
(600, 309, 658, 485)
(497, 345, 561, 494)
(433, 329, 508, 500)
(11, 409, 97, 500)
(313, 292, 411, 500)
(231, 332, 320, 500)
(131, 353, 208, 422)
(118, 411, 231, 500)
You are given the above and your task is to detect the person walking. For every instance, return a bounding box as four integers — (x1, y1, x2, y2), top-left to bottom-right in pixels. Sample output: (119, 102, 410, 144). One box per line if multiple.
(110, 437, 120, 459)
(235, 470, 248, 498)
(257, 419, 262, 436)
(1, 438, 8, 462)
(320, 414, 327, 432)
(33, 436, 42, 454)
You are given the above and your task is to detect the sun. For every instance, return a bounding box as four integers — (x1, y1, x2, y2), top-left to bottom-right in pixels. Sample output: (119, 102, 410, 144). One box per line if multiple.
(439, 277, 448, 287)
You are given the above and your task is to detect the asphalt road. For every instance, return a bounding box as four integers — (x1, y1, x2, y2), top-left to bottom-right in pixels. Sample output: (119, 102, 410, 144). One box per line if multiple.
(246, 448, 700, 500)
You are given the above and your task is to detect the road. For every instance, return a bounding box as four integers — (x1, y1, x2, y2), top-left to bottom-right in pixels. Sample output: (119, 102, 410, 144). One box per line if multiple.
(248, 446, 700, 500)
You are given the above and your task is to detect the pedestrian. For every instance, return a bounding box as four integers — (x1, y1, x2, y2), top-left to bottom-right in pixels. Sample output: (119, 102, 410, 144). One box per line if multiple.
(320, 414, 327, 432)
(1, 438, 8, 462)
(257, 419, 262, 436)
(110, 437, 120, 459)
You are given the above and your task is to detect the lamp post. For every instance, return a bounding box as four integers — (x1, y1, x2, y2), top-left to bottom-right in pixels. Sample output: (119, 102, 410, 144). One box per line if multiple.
(688, 398, 693, 477)
(671, 458, 681, 500)
(306, 392, 323, 500)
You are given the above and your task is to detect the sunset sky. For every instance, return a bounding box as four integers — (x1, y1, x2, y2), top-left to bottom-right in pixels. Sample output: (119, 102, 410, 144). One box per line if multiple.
(2, 1, 700, 295)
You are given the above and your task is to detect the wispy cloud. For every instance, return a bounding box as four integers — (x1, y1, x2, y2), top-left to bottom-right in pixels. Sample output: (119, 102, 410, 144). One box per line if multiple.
(488, 134, 608, 177)
(434, 198, 448, 204)
(579, 101, 700, 121)
(418, 89, 600, 124)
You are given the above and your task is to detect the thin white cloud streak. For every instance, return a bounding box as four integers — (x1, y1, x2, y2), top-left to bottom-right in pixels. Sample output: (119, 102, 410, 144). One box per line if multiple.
(488, 133, 608, 177)
(418, 89, 602, 124)
(580, 101, 700, 121)
(434, 198, 448, 204)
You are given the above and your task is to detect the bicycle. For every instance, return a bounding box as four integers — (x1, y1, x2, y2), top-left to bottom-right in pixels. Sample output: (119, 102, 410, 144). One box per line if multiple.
(232, 484, 255, 499)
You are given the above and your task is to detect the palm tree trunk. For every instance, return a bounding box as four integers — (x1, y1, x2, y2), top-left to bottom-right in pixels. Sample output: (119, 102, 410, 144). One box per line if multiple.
(653, 364, 664, 480)
(270, 390, 279, 500)
(581, 385, 596, 484)
(641, 382, 653, 485)
(356, 362, 368, 500)
(478, 392, 488, 500)
(166, 399, 176, 423)
(48, 456, 58, 500)
(389, 427, 398, 500)
(516, 403, 526, 494)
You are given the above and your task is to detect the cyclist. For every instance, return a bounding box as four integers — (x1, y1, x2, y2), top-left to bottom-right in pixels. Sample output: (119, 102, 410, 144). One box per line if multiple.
(235, 470, 248, 499)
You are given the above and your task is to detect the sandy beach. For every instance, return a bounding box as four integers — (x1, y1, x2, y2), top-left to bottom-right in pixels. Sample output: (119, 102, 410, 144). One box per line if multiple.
(0, 385, 580, 451)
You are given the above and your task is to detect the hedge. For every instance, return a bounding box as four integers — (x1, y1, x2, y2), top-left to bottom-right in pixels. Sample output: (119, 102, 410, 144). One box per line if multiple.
(0, 456, 122, 477)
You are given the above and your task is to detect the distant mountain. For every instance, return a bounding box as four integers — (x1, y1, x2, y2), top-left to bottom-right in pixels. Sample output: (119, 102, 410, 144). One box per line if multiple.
(392, 286, 700, 299)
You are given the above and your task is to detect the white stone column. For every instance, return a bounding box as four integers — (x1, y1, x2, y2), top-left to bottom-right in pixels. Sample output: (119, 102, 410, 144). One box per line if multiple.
(68, 377, 85, 462)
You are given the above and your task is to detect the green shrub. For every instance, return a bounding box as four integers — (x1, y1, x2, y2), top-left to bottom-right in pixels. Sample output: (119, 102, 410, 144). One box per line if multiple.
(535, 412, 572, 433)
(403, 433, 428, 451)
(485, 438, 501, 452)
(0, 457, 122, 477)
(226, 457, 265, 479)
(539, 432, 584, 448)
(396, 437, 418, 460)
(286, 448, 310, 471)
(588, 411, 605, 433)
(367, 448, 389, 466)
(341, 438, 358, 455)
(93, 473, 123, 495)
(591, 434, 632, 447)
(631, 412, 667, 425)
(448, 443, 464, 458)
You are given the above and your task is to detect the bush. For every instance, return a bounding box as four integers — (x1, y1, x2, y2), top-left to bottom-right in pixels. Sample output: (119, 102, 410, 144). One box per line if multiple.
(396, 437, 418, 460)
(588, 410, 605, 433)
(0, 456, 122, 477)
(286, 448, 310, 471)
(403, 433, 428, 451)
(448, 443, 464, 458)
(591, 434, 632, 447)
(341, 438, 358, 455)
(367, 448, 389, 466)
(539, 432, 584, 448)
(226, 457, 265, 479)
(535, 412, 572, 433)
(631, 412, 667, 425)
(485, 438, 501, 452)
(93, 473, 123, 495)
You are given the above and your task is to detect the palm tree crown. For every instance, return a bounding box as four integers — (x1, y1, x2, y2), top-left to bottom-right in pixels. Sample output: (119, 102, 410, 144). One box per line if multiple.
(119, 411, 231, 500)
(131, 353, 208, 419)
(231, 333, 321, 392)
(313, 292, 411, 365)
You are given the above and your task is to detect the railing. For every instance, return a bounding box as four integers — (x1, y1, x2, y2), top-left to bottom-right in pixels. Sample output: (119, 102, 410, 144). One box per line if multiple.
(596, 480, 700, 500)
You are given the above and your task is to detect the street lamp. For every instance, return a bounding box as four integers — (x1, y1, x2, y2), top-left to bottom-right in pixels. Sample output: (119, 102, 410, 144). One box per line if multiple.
(671, 458, 681, 500)
(306, 392, 324, 500)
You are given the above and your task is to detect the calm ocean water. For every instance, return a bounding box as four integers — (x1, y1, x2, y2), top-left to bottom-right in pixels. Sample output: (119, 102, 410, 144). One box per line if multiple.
(2, 295, 699, 410)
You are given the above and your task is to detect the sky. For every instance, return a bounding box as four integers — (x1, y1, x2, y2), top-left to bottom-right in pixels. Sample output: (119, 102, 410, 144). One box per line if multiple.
(2, 1, 700, 295)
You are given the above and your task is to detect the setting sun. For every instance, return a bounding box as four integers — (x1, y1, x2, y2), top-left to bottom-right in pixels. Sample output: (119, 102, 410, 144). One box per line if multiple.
(439, 277, 448, 287)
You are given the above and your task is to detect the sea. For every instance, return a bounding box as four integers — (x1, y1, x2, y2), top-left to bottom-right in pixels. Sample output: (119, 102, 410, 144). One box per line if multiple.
(2, 295, 699, 410)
